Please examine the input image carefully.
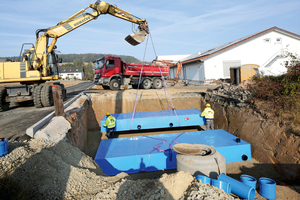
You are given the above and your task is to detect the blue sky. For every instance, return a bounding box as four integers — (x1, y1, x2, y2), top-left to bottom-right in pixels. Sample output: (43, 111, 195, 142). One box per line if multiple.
(1, 0, 300, 62)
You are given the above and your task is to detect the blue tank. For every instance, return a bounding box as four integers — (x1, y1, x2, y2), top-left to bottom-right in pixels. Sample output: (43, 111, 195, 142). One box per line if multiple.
(0, 138, 8, 157)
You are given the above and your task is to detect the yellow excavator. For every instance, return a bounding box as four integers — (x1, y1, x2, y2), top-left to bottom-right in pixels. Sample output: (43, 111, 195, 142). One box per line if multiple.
(0, 0, 148, 111)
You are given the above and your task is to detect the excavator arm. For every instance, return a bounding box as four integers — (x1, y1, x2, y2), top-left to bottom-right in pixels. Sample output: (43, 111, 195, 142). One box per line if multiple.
(33, 0, 148, 77)
(174, 61, 182, 84)
(152, 60, 182, 85)
(90, 1, 148, 45)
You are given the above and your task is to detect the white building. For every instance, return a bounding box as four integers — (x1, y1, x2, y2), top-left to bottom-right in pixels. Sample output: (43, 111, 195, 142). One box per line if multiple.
(58, 67, 84, 80)
(168, 27, 300, 82)
(154, 54, 192, 78)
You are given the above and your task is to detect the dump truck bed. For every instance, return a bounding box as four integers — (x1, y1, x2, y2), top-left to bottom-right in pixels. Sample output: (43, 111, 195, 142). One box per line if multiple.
(123, 64, 170, 77)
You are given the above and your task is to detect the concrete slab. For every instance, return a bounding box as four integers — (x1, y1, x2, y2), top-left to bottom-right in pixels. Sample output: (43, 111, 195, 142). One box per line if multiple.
(26, 92, 90, 138)
(34, 116, 71, 143)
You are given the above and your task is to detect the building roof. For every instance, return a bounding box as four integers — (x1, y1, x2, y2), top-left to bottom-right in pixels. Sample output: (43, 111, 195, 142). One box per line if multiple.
(154, 54, 192, 63)
(58, 66, 84, 73)
(181, 27, 300, 64)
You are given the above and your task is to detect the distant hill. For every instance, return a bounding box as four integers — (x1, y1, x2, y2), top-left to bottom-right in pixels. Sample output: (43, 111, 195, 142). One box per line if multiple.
(0, 53, 150, 64)
(59, 53, 147, 64)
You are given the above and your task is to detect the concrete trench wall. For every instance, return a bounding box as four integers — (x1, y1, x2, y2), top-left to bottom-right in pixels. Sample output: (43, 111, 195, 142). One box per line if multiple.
(65, 91, 203, 150)
(88, 91, 203, 132)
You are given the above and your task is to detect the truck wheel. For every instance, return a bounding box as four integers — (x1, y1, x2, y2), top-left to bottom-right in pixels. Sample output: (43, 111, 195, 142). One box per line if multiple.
(0, 88, 10, 112)
(41, 85, 54, 107)
(153, 78, 163, 89)
(110, 79, 120, 91)
(142, 78, 152, 89)
(33, 85, 43, 108)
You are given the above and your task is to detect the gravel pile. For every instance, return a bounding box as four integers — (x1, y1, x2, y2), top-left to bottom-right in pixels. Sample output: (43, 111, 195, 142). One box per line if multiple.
(0, 138, 240, 199)
(180, 180, 238, 200)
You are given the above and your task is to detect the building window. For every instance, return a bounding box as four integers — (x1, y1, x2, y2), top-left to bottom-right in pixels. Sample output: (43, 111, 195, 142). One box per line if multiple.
(264, 38, 271, 43)
(276, 38, 282, 44)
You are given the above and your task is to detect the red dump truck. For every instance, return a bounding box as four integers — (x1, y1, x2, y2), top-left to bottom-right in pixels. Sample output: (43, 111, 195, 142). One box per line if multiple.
(94, 56, 170, 90)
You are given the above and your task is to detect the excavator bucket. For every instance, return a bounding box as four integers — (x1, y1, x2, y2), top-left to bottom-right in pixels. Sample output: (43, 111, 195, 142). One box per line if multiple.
(125, 30, 147, 46)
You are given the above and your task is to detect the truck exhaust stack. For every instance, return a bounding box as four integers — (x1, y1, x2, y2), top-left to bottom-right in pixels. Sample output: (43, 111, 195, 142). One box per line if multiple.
(125, 30, 147, 46)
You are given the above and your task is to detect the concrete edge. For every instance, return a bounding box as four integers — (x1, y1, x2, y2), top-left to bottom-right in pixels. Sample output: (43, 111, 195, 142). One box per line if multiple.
(26, 83, 94, 138)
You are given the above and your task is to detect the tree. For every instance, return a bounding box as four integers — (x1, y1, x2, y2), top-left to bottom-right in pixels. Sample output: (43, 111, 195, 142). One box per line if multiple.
(73, 58, 83, 67)
(82, 63, 93, 81)
(285, 52, 300, 75)
(61, 63, 74, 67)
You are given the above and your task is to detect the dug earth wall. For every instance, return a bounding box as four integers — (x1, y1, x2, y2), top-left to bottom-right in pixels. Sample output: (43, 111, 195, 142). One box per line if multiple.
(202, 95, 300, 183)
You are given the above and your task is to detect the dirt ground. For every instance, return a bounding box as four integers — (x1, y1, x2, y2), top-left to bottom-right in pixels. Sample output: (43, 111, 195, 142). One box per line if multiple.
(60, 80, 87, 87)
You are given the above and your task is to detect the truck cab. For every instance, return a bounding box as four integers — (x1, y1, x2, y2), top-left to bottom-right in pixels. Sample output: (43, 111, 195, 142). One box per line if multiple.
(94, 56, 170, 91)
(94, 56, 123, 90)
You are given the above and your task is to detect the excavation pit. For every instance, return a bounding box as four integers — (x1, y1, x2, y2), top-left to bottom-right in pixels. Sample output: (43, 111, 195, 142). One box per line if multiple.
(63, 88, 253, 176)
(62, 85, 299, 183)
(77, 89, 207, 158)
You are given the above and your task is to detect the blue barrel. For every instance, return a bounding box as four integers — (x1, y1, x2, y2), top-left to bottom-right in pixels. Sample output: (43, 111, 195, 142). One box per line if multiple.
(240, 174, 257, 189)
(211, 179, 231, 194)
(259, 177, 276, 199)
(196, 175, 211, 184)
(0, 138, 8, 157)
(218, 174, 255, 200)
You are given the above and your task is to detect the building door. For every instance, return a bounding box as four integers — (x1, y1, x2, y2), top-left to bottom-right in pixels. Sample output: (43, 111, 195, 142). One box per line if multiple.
(185, 63, 204, 82)
(223, 60, 241, 79)
(67, 74, 74, 79)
